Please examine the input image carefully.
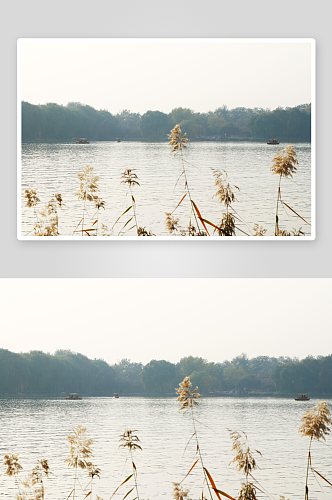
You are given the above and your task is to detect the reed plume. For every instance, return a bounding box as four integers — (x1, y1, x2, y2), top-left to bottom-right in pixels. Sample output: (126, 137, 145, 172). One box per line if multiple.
(75, 165, 100, 236)
(212, 169, 239, 236)
(228, 430, 261, 500)
(18, 459, 52, 500)
(298, 401, 332, 500)
(173, 482, 191, 500)
(65, 425, 94, 500)
(3, 453, 23, 497)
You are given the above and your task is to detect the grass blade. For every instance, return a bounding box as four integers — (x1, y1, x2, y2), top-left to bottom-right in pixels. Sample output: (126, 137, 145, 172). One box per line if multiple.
(281, 201, 310, 225)
(110, 474, 134, 499)
(180, 459, 199, 484)
(203, 467, 235, 500)
(122, 487, 135, 500)
(118, 217, 134, 235)
(66, 489, 74, 500)
(172, 193, 187, 214)
(311, 468, 332, 487)
(191, 201, 210, 235)
(84, 493, 92, 499)
(112, 206, 133, 229)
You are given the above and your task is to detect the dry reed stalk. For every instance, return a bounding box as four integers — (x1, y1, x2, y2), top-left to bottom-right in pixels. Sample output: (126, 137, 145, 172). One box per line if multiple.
(298, 401, 332, 500)
(175, 377, 218, 500)
(168, 125, 205, 235)
(270, 146, 298, 236)
(121, 169, 140, 235)
(119, 429, 142, 500)
(212, 169, 239, 236)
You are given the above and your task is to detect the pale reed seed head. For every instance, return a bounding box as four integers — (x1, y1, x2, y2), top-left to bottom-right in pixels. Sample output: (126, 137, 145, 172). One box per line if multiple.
(165, 213, 180, 234)
(54, 193, 63, 207)
(212, 169, 239, 207)
(76, 165, 100, 201)
(3, 454, 23, 476)
(24, 188, 40, 208)
(253, 224, 267, 236)
(65, 425, 94, 469)
(237, 483, 257, 500)
(298, 401, 332, 441)
(119, 429, 142, 452)
(120, 169, 140, 188)
(88, 464, 101, 479)
(270, 145, 298, 178)
(173, 482, 190, 500)
(228, 430, 261, 476)
(95, 198, 106, 210)
(168, 125, 189, 155)
(218, 212, 236, 236)
(175, 376, 201, 414)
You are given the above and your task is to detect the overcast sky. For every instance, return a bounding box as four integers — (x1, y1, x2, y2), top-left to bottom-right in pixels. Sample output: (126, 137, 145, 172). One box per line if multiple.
(1, 278, 329, 365)
(19, 39, 313, 115)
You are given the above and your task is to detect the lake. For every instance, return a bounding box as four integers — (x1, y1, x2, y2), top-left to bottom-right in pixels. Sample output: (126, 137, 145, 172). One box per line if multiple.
(0, 397, 330, 499)
(20, 141, 312, 238)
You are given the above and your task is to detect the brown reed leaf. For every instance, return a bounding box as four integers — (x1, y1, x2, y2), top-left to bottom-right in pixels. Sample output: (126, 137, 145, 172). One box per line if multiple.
(203, 467, 236, 500)
(191, 201, 210, 235)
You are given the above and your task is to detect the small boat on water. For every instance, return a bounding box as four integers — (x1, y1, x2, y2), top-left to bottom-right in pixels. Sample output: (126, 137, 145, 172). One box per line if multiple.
(116, 138, 121, 142)
(76, 138, 90, 144)
(267, 138, 279, 145)
(66, 393, 82, 400)
(113, 393, 119, 398)
(295, 393, 310, 401)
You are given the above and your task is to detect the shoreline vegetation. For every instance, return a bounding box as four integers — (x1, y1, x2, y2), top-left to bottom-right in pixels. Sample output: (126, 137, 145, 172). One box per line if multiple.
(21, 102, 311, 143)
(3, 379, 331, 500)
(23, 125, 311, 237)
(1, 349, 331, 398)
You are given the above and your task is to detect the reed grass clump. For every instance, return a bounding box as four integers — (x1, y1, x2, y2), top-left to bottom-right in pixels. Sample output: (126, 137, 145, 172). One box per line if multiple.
(115, 429, 142, 500)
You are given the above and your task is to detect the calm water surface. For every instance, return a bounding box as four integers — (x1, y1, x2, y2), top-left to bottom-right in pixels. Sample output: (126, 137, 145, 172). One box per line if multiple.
(20, 141, 312, 237)
(0, 397, 330, 499)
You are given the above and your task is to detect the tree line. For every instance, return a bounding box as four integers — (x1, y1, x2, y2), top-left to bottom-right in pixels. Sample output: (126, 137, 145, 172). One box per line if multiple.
(1, 349, 330, 396)
(21, 101, 311, 142)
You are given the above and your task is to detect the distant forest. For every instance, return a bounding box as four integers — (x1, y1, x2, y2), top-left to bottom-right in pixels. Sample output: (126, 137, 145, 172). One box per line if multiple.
(0, 349, 330, 396)
(21, 101, 311, 142)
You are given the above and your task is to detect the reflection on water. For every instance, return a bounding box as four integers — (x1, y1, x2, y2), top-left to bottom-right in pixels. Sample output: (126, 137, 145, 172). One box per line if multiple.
(0, 397, 330, 499)
(20, 141, 312, 237)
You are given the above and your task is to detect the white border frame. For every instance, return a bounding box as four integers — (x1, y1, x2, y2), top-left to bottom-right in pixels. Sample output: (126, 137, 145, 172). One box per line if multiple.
(17, 38, 316, 241)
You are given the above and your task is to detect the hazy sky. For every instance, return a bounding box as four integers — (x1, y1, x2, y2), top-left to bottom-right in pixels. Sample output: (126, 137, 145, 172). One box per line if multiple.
(19, 39, 313, 115)
(1, 278, 329, 365)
